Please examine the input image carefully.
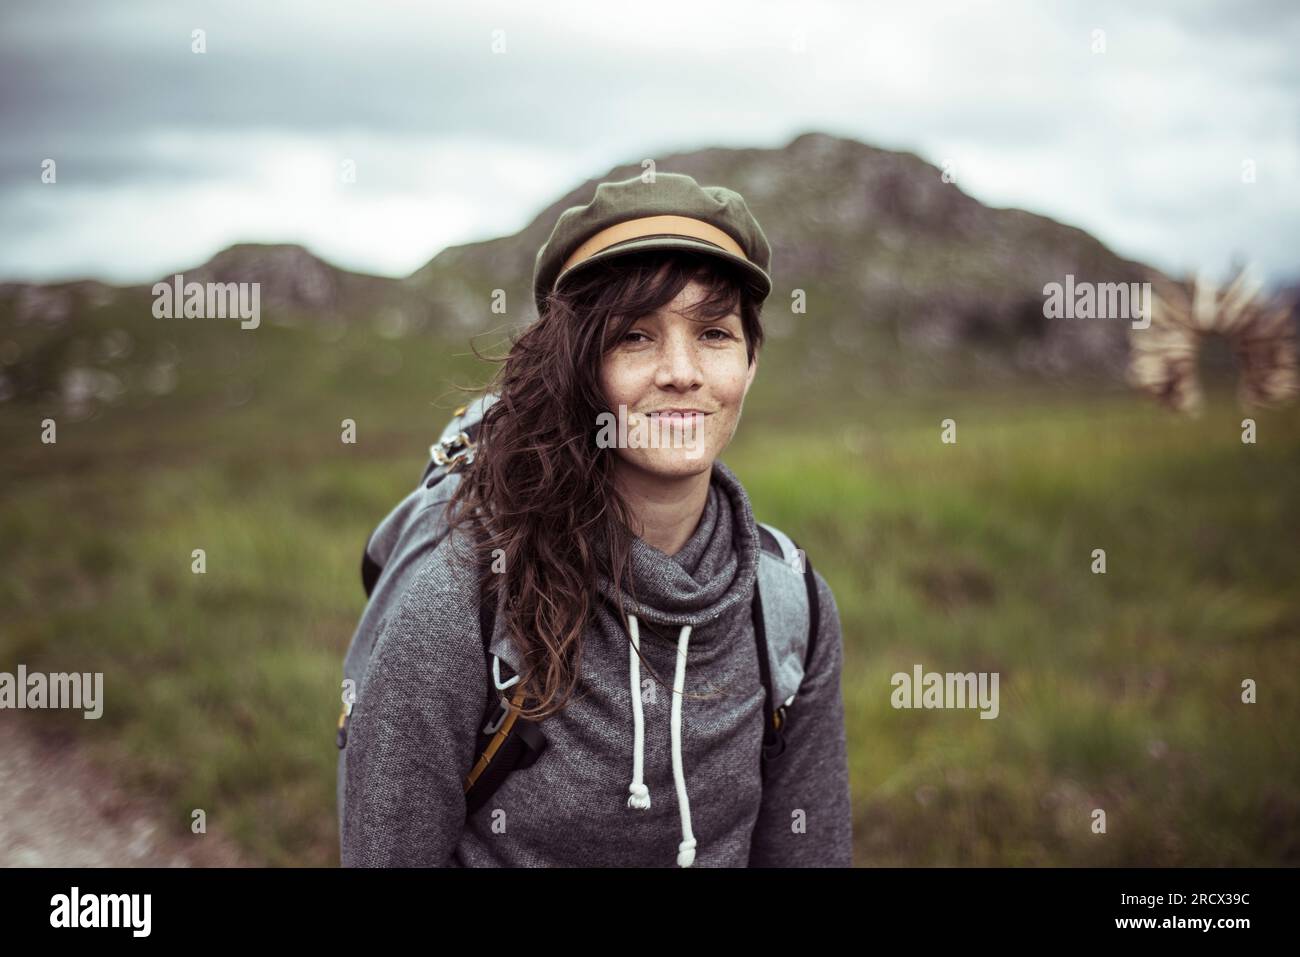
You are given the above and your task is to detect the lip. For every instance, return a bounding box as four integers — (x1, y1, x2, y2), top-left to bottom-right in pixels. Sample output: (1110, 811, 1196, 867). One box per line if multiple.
(645, 409, 711, 416)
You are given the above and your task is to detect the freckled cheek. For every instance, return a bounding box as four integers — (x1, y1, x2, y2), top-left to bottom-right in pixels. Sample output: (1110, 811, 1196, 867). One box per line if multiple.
(701, 356, 751, 407)
(598, 360, 639, 407)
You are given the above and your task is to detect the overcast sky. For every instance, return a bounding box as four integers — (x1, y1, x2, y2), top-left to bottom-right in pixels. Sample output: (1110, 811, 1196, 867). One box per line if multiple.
(2, 0, 1297, 286)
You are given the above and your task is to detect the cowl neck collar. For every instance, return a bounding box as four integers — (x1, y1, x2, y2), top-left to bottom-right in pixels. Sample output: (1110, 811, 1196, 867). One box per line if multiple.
(595, 459, 758, 635)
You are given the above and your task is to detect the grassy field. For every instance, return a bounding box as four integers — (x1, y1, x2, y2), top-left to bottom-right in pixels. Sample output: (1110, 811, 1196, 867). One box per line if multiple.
(731, 390, 1300, 865)
(2, 303, 1298, 865)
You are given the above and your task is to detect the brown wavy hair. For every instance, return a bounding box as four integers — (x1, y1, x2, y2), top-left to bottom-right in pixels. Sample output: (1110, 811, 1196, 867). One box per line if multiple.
(440, 248, 765, 721)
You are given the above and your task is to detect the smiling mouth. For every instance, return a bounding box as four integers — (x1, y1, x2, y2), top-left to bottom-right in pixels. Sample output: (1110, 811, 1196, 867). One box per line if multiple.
(647, 412, 709, 428)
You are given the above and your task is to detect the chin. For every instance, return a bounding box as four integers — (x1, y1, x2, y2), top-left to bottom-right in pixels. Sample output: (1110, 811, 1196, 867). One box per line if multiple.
(624, 448, 717, 480)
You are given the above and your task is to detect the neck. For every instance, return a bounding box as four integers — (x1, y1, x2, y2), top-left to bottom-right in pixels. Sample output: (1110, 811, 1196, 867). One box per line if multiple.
(613, 462, 712, 557)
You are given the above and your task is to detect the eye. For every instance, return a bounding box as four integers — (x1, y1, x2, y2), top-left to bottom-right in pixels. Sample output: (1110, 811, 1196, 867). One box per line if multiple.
(619, 327, 735, 345)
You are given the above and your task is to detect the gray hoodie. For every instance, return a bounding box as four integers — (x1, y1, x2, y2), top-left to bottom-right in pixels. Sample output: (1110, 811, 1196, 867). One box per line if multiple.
(338, 459, 853, 867)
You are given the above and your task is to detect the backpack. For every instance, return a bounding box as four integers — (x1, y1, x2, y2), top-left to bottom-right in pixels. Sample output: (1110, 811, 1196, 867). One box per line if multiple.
(336, 393, 821, 817)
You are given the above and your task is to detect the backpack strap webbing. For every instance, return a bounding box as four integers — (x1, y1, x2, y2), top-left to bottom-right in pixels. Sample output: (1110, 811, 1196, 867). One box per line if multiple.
(462, 543, 548, 816)
(750, 583, 782, 776)
(753, 524, 821, 779)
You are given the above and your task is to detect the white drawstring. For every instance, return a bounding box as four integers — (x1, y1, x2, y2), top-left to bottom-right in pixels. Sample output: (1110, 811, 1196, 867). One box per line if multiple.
(670, 621, 697, 867)
(626, 614, 651, 810)
(626, 612, 698, 867)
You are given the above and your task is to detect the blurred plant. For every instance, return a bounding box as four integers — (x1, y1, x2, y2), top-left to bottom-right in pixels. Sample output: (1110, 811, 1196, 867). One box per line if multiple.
(1127, 266, 1299, 415)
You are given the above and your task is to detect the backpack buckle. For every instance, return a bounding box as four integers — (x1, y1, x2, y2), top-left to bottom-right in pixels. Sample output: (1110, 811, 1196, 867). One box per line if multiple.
(432, 431, 473, 469)
(763, 695, 796, 760)
(483, 694, 512, 735)
(773, 703, 788, 731)
(482, 655, 521, 734)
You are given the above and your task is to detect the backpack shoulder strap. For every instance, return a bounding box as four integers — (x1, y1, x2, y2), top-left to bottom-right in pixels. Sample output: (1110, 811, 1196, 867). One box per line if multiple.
(753, 522, 819, 773)
(755, 522, 818, 706)
(462, 541, 548, 816)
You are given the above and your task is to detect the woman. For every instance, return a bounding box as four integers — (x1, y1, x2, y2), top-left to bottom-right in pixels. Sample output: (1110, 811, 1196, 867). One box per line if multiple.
(339, 173, 852, 867)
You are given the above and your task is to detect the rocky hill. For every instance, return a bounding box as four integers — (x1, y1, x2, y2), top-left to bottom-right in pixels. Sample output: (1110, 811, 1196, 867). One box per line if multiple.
(0, 131, 1183, 415)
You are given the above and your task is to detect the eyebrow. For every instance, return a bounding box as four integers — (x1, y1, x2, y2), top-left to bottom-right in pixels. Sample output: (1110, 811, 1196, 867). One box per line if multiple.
(639, 307, 740, 323)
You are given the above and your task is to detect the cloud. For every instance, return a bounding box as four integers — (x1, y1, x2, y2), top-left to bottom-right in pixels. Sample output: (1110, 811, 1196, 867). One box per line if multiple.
(1, 0, 1296, 284)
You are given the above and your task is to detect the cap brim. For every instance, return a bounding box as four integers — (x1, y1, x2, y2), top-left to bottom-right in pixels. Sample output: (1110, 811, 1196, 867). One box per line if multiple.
(554, 235, 771, 300)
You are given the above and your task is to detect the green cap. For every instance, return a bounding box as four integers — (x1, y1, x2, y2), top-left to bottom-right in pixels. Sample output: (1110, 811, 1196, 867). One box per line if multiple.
(532, 172, 772, 316)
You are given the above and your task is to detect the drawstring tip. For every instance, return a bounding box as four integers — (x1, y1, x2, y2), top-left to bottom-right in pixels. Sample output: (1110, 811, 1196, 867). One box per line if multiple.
(627, 783, 651, 810)
(677, 838, 697, 868)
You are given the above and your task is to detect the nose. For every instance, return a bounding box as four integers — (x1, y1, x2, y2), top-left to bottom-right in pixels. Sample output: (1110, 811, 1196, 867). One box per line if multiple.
(653, 326, 703, 391)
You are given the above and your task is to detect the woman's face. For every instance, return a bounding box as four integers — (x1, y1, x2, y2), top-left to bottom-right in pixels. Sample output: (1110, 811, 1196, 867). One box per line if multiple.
(598, 278, 758, 481)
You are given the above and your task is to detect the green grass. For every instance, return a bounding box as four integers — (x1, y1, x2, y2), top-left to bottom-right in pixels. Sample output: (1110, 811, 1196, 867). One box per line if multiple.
(730, 389, 1300, 865)
(2, 306, 1298, 865)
